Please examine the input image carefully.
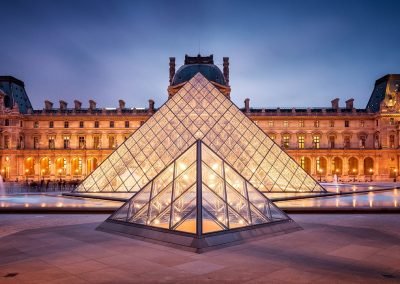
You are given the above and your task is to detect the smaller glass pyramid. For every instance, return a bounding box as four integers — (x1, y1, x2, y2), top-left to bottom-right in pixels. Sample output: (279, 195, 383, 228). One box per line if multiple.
(100, 140, 298, 252)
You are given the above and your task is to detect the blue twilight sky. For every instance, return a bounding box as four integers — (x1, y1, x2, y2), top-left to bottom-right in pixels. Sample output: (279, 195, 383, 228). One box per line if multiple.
(0, 0, 399, 110)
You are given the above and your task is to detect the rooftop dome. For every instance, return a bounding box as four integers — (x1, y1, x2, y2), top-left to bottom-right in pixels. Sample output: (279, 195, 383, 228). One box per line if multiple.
(172, 64, 226, 86)
(171, 54, 226, 86)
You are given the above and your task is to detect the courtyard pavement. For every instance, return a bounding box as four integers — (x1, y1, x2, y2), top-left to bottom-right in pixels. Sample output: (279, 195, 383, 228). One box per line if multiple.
(0, 214, 399, 283)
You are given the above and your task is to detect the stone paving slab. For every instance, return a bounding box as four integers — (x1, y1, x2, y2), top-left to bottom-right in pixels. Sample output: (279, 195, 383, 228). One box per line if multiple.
(0, 214, 399, 283)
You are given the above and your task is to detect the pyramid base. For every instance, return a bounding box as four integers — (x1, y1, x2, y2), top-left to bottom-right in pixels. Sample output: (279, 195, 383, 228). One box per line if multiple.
(96, 219, 302, 253)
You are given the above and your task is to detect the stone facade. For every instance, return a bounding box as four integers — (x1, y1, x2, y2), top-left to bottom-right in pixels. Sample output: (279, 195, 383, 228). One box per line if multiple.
(0, 64, 399, 182)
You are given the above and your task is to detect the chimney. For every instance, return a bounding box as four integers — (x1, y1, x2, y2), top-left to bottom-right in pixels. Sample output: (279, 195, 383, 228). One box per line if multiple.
(223, 57, 230, 85)
(244, 98, 250, 113)
(331, 98, 339, 110)
(59, 100, 67, 110)
(89, 100, 96, 110)
(44, 100, 53, 110)
(119, 99, 126, 109)
(169, 57, 176, 85)
(345, 98, 354, 109)
(148, 99, 155, 114)
(74, 100, 82, 110)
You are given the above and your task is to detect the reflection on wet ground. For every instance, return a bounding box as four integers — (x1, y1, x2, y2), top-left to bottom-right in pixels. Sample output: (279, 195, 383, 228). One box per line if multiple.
(0, 193, 121, 209)
(0, 183, 399, 211)
(275, 188, 399, 209)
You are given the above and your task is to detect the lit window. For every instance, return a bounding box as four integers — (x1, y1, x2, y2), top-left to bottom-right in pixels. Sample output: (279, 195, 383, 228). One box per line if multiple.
(63, 136, 70, 149)
(283, 121, 288, 127)
(299, 120, 304, 127)
(300, 157, 305, 168)
(79, 136, 86, 149)
(48, 136, 55, 149)
(314, 120, 319, 128)
(283, 135, 290, 148)
(268, 121, 274, 127)
(312, 136, 320, 149)
(298, 136, 305, 149)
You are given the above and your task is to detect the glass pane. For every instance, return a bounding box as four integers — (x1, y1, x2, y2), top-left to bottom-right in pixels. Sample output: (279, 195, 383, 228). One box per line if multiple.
(202, 208, 225, 234)
(150, 206, 171, 229)
(227, 207, 249, 229)
(202, 146, 223, 177)
(174, 163, 196, 198)
(152, 164, 174, 196)
(110, 202, 130, 221)
(202, 164, 225, 199)
(175, 208, 197, 234)
(149, 183, 173, 223)
(129, 182, 152, 216)
(171, 185, 197, 229)
(202, 185, 228, 228)
(226, 184, 250, 224)
(224, 165, 246, 197)
(175, 143, 196, 177)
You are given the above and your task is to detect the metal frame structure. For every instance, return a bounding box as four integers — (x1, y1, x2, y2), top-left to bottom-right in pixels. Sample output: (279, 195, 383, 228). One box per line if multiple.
(97, 140, 301, 253)
(74, 73, 326, 195)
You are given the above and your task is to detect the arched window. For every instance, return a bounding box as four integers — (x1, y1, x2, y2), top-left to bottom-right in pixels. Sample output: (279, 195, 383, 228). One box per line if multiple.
(364, 158, 374, 175)
(24, 157, 35, 176)
(55, 158, 67, 176)
(348, 157, 358, 175)
(332, 157, 343, 176)
(40, 157, 50, 176)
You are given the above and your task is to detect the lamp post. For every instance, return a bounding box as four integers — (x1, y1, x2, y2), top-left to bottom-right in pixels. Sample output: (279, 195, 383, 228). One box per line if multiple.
(318, 168, 323, 182)
(352, 168, 356, 182)
(369, 168, 373, 182)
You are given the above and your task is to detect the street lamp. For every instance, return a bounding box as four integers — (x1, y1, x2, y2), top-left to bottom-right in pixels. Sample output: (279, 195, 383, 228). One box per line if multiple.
(352, 168, 356, 182)
(318, 168, 323, 182)
(369, 168, 373, 182)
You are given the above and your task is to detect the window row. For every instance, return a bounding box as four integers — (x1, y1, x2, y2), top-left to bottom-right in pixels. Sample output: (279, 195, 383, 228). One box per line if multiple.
(32, 120, 133, 129)
(269, 133, 386, 149)
(266, 120, 365, 128)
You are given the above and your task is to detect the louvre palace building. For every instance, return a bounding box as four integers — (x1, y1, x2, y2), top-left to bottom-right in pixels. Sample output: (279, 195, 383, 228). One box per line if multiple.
(0, 54, 399, 182)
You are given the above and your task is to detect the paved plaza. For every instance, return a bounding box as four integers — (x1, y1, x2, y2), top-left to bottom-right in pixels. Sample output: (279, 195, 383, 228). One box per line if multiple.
(0, 214, 399, 283)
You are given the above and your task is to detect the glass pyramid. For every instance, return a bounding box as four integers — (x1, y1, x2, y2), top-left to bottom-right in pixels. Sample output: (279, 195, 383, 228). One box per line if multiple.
(75, 73, 325, 194)
(108, 140, 290, 235)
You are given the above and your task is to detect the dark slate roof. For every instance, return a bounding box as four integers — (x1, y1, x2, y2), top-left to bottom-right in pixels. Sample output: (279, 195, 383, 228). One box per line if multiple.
(172, 64, 226, 86)
(365, 75, 389, 113)
(0, 76, 33, 114)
